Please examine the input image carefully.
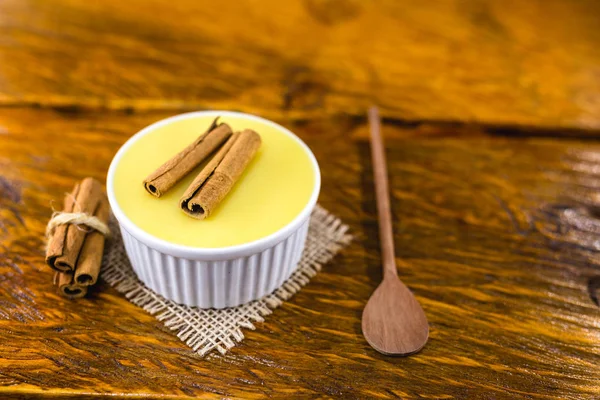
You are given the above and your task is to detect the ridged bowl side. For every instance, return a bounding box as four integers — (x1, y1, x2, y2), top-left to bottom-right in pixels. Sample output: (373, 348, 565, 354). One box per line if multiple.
(119, 218, 310, 309)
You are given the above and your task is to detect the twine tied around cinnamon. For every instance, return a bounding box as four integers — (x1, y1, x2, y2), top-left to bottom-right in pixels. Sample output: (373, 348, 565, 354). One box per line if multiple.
(45, 211, 111, 239)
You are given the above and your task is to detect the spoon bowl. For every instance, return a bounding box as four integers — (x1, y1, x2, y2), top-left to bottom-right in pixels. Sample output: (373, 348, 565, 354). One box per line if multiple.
(362, 276, 429, 355)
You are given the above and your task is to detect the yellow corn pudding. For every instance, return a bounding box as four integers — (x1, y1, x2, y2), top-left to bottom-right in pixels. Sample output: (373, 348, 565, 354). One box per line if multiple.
(112, 114, 316, 248)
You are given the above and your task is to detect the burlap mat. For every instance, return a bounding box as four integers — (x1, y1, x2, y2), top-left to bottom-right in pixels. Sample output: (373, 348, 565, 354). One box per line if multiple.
(101, 205, 351, 356)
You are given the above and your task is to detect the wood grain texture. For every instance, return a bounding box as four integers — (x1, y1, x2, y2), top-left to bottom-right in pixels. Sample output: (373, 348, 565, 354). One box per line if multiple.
(0, 108, 599, 398)
(1, 0, 600, 129)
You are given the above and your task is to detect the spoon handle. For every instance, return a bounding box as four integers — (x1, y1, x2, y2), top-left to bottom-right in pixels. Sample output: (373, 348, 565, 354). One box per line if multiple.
(368, 106, 398, 279)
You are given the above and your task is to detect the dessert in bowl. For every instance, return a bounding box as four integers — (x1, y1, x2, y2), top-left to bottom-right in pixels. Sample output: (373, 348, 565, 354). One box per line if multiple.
(107, 111, 320, 308)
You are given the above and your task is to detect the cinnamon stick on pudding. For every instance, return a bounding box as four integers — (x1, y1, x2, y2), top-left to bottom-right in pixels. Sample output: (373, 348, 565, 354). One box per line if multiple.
(54, 272, 87, 299)
(46, 178, 104, 272)
(180, 129, 261, 219)
(143, 117, 233, 197)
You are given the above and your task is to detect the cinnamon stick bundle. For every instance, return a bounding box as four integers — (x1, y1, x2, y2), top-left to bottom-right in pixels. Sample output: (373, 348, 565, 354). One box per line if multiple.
(45, 177, 110, 299)
(143, 117, 233, 197)
(180, 129, 261, 219)
(46, 178, 104, 272)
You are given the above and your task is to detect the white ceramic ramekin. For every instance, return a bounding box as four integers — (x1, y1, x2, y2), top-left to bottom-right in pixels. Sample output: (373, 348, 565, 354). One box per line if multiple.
(107, 111, 320, 309)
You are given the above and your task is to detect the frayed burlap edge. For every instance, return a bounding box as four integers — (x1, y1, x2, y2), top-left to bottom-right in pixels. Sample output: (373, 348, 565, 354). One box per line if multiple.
(101, 205, 352, 356)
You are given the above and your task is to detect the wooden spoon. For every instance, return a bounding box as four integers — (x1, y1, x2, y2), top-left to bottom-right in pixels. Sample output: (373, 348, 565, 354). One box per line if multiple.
(361, 106, 429, 356)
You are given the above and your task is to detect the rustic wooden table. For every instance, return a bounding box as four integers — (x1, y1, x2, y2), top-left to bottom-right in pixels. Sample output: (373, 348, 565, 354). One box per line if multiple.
(1, 1, 599, 398)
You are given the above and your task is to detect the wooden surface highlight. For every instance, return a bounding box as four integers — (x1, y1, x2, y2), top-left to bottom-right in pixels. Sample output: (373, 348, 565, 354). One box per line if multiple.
(1, 0, 600, 128)
(0, 108, 599, 398)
